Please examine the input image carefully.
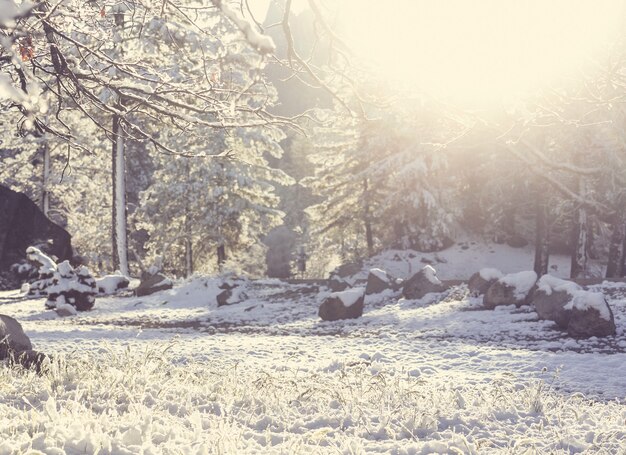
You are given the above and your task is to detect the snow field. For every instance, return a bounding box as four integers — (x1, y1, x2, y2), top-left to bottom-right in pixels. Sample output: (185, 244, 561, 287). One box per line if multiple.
(1, 270, 626, 454)
(1, 339, 625, 454)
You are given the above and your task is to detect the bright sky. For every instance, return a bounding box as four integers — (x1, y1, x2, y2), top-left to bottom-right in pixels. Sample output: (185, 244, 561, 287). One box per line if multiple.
(251, 0, 624, 109)
(339, 0, 625, 108)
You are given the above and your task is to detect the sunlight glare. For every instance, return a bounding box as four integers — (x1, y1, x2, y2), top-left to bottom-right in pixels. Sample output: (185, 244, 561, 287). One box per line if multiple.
(339, 0, 624, 108)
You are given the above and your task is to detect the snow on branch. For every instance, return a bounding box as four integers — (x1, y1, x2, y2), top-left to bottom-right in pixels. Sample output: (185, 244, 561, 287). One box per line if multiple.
(0, 0, 33, 27)
(212, 0, 275, 54)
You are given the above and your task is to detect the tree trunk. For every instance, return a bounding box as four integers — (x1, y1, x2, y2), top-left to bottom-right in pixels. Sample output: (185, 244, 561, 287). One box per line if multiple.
(185, 239, 193, 277)
(184, 160, 193, 278)
(570, 205, 588, 279)
(533, 193, 549, 277)
(40, 142, 50, 216)
(112, 112, 129, 276)
(606, 213, 625, 278)
(620, 222, 626, 277)
(363, 178, 374, 256)
(217, 244, 227, 271)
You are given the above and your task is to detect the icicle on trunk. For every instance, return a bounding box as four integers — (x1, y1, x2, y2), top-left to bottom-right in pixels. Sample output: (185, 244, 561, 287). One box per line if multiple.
(40, 142, 50, 216)
(606, 213, 625, 278)
(363, 178, 374, 256)
(111, 112, 129, 276)
(533, 193, 549, 277)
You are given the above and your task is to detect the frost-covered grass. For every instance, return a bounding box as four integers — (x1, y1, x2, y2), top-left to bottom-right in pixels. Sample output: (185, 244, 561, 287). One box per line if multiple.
(1, 271, 626, 453)
(1, 341, 625, 454)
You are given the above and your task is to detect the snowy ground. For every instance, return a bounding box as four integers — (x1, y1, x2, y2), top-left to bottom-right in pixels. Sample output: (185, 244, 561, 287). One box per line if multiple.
(351, 240, 605, 281)
(1, 270, 626, 454)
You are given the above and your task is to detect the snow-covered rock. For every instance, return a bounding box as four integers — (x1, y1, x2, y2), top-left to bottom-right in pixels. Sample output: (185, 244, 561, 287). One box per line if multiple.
(0, 314, 32, 359)
(328, 278, 350, 292)
(318, 287, 365, 321)
(332, 261, 364, 279)
(365, 268, 395, 295)
(468, 268, 503, 297)
(483, 271, 537, 309)
(136, 272, 173, 297)
(532, 275, 581, 328)
(565, 291, 616, 338)
(97, 274, 130, 295)
(402, 265, 446, 300)
(216, 279, 248, 307)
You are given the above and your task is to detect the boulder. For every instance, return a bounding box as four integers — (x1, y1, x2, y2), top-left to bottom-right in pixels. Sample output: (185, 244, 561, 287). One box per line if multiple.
(0, 315, 32, 359)
(333, 261, 363, 279)
(136, 271, 173, 297)
(566, 292, 616, 338)
(319, 288, 365, 321)
(365, 268, 392, 295)
(468, 268, 502, 297)
(96, 274, 130, 295)
(402, 265, 446, 300)
(533, 290, 574, 329)
(531, 275, 581, 329)
(483, 271, 537, 309)
(216, 289, 232, 307)
(328, 277, 350, 292)
(216, 280, 248, 307)
(0, 185, 72, 273)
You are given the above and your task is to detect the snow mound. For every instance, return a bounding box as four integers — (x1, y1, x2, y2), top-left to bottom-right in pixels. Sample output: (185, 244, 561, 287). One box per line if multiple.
(479, 268, 503, 281)
(500, 271, 537, 299)
(96, 274, 129, 295)
(330, 287, 365, 307)
(536, 275, 581, 296)
(565, 291, 611, 321)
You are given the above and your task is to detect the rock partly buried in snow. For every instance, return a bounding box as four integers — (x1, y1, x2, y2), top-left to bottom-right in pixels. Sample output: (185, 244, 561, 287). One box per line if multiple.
(97, 274, 130, 295)
(532, 275, 581, 329)
(468, 268, 503, 297)
(136, 271, 173, 297)
(565, 291, 616, 338)
(328, 277, 349, 292)
(0, 314, 32, 360)
(216, 289, 232, 307)
(45, 262, 97, 311)
(319, 287, 365, 321)
(365, 268, 394, 295)
(216, 280, 248, 307)
(402, 265, 446, 300)
(332, 261, 363, 279)
(483, 271, 537, 309)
